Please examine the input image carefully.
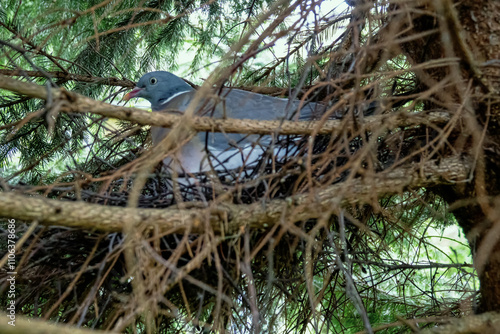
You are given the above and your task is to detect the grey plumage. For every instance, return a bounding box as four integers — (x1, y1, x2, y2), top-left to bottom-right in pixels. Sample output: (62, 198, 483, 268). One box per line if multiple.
(123, 71, 335, 172)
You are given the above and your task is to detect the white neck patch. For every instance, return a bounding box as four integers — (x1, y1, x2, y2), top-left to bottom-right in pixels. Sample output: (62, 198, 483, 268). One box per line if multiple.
(159, 90, 190, 107)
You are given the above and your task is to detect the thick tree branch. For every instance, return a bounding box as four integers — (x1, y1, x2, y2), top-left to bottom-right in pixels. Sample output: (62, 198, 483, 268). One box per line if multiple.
(0, 69, 136, 87)
(0, 156, 471, 234)
(420, 311, 500, 334)
(0, 312, 117, 334)
(0, 74, 450, 136)
(0, 69, 330, 96)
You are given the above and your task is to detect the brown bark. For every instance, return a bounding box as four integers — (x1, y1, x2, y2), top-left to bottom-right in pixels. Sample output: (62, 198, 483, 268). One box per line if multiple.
(0, 74, 451, 136)
(397, 0, 500, 312)
(0, 156, 470, 234)
(0, 69, 136, 87)
(0, 311, 117, 334)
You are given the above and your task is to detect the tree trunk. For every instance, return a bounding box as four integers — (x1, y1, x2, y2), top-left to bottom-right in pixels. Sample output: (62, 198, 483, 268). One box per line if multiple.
(401, 0, 500, 312)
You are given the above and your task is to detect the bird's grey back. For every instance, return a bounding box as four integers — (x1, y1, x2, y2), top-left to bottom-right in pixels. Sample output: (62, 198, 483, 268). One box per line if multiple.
(213, 88, 327, 121)
(152, 87, 330, 153)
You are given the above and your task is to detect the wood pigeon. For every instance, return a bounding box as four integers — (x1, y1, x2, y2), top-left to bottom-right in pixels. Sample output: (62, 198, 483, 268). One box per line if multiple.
(123, 71, 335, 173)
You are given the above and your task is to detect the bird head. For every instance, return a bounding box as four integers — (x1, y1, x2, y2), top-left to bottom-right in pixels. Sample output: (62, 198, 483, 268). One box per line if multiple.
(122, 71, 193, 110)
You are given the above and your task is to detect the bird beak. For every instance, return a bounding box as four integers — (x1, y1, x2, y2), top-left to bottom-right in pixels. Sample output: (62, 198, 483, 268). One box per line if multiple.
(122, 87, 143, 101)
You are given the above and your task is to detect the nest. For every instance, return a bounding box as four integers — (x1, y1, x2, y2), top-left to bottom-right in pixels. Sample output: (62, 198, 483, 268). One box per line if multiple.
(1, 99, 473, 333)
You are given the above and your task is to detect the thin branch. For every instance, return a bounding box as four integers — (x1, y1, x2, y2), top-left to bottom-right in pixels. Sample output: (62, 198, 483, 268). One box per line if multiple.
(352, 259, 474, 270)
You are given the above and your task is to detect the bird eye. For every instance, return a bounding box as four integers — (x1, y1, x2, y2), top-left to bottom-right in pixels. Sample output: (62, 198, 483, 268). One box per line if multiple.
(149, 77, 158, 85)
